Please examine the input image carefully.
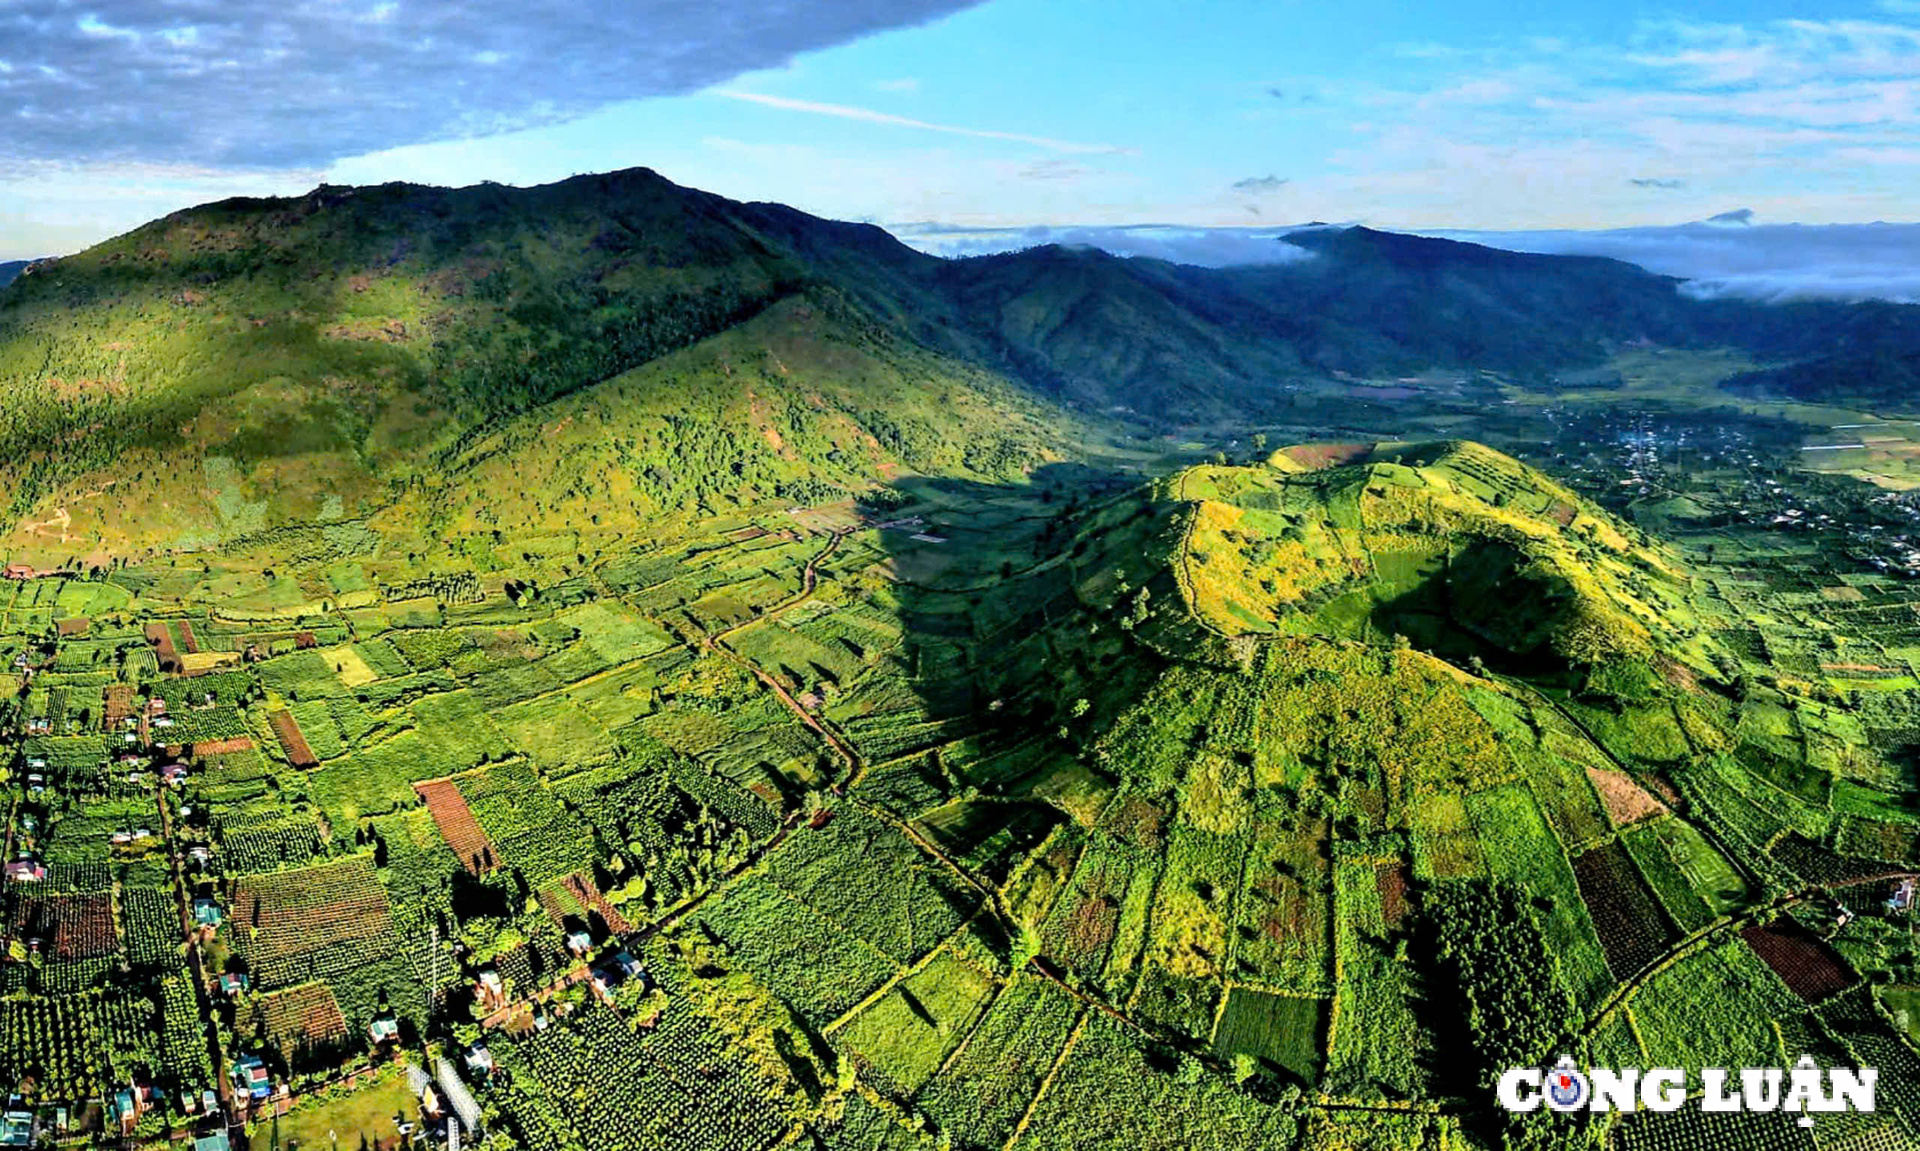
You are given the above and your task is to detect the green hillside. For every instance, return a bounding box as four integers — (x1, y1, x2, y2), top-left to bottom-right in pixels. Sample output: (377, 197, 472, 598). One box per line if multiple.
(0, 171, 1071, 564)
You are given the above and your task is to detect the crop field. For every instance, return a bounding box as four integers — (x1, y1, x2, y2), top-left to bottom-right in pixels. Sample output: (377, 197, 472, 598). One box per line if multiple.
(1212, 986, 1324, 1083)
(916, 973, 1083, 1151)
(7, 892, 118, 960)
(239, 980, 351, 1056)
(229, 856, 399, 992)
(1628, 941, 1802, 1073)
(691, 874, 902, 1027)
(0, 424, 1913, 1149)
(1572, 840, 1676, 978)
(213, 806, 326, 872)
(837, 950, 999, 1095)
(759, 803, 978, 965)
(415, 777, 498, 873)
(455, 759, 598, 889)
(1468, 784, 1614, 1008)
(1740, 918, 1857, 1003)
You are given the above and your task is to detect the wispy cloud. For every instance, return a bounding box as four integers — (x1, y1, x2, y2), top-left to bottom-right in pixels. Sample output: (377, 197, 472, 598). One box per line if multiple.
(1020, 159, 1088, 181)
(1628, 177, 1686, 189)
(717, 91, 1130, 154)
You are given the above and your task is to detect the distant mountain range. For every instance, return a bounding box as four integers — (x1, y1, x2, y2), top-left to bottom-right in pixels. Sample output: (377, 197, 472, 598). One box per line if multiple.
(0, 167, 1917, 558)
(0, 260, 30, 290)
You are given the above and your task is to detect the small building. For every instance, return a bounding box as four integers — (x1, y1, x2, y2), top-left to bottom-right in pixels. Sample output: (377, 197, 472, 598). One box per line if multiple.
(368, 1012, 400, 1045)
(3, 860, 45, 884)
(589, 963, 623, 997)
(200, 1089, 219, 1117)
(217, 973, 249, 997)
(232, 1054, 271, 1100)
(564, 929, 592, 956)
(192, 1130, 231, 1151)
(1891, 877, 1916, 914)
(110, 1087, 140, 1133)
(2, 564, 36, 581)
(0, 1108, 31, 1147)
(464, 1045, 493, 1077)
(474, 967, 504, 1002)
(612, 951, 645, 981)
(160, 764, 190, 786)
(188, 845, 213, 866)
(193, 899, 222, 928)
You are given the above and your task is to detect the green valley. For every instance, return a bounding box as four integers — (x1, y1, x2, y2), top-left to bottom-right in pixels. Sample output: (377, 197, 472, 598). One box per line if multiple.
(0, 172, 1915, 1151)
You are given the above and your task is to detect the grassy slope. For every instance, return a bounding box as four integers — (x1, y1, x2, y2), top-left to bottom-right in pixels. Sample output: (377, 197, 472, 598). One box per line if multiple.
(0, 171, 1075, 564)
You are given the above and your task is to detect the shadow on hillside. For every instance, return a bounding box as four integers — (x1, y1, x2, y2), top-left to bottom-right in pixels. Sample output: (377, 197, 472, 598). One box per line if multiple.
(857, 462, 1168, 809)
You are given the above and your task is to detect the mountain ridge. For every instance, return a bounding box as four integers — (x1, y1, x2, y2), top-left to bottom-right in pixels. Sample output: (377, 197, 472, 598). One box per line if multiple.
(5, 166, 1920, 562)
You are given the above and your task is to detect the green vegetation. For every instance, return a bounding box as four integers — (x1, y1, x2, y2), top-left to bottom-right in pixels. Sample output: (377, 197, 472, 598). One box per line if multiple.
(2, 172, 1919, 1149)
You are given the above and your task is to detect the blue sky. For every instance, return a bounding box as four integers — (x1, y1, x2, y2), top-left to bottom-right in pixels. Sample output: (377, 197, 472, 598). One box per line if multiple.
(4, 0, 1919, 260)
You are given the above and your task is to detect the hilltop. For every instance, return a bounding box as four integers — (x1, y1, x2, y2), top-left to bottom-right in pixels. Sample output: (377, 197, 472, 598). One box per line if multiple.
(1169, 440, 1700, 691)
(0, 170, 1067, 563)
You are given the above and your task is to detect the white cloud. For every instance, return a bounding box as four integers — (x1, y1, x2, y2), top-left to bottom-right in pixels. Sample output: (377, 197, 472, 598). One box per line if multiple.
(890, 216, 1920, 303)
(891, 222, 1319, 266)
(0, 0, 988, 167)
(1429, 219, 1920, 303)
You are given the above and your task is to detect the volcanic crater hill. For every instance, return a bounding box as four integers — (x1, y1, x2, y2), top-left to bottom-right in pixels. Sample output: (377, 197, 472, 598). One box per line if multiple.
(1158, 440, 1712, 689)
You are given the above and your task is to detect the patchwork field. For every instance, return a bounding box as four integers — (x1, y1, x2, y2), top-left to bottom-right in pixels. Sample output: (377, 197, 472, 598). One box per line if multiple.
(0, 434, 1915, 1150)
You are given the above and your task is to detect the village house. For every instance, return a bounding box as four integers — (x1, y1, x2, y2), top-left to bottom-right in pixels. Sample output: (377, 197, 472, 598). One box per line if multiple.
(464, 1044, 494, 1078)
(473, 966, 505, 1005)
(0, 1105, 31, 1147)
(3, 859, 45, 884)
(1890, 877, 1916, 915)
(368, 1011, 401, 1045)
(230, 1054, 271, 1101)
